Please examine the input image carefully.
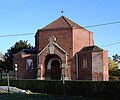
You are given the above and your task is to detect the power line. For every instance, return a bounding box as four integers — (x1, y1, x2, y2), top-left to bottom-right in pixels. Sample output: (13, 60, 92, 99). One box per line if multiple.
(0, 21, 120, 47)
(84, 21, 120, 28)
(0, 20, 120, 38)
(0, 33, 34, 37)
(101, 41, 120, 47)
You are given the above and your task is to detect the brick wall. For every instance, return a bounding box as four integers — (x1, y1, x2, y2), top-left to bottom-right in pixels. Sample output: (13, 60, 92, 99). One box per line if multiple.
(78, 50, 108, 81)
(35, 27, 94, 80)
(35, 28, 73, 58)
(92, 52, 103, 81)
(92, 51, 108, 81)
(13, 53, 37, 79)
(78, 51, 92, 80)
(103, 51, 109, 81)
(73, 28, 94, 56)
(37, 43, 68, 79)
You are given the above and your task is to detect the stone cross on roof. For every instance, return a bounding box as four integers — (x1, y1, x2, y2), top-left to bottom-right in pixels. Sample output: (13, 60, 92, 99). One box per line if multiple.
(48, 36, 56, 54)
(48, 36, 56, 47)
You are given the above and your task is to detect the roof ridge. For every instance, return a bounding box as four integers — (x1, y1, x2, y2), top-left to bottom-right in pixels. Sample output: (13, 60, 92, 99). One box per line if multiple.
(62, 16, 72, 27)
(42, 16, 85, 29)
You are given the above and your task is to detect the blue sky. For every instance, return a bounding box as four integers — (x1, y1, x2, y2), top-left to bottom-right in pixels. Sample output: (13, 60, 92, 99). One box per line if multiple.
(0, 0, 120, 58)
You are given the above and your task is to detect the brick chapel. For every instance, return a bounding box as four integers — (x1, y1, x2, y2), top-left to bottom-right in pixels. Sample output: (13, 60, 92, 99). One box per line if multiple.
(13, 16, 109, 81)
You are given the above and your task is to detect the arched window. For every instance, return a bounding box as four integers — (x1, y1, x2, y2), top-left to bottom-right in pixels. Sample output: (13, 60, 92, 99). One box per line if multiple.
(26, 59, 33, 70)
(81, 57, 87, 68)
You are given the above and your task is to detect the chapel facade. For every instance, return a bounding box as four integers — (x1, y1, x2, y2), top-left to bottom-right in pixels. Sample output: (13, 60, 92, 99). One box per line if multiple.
(13, 16, 109, 81)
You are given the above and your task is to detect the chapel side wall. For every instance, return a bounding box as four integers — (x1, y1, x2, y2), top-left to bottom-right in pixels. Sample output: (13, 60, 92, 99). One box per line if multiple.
(92, 52, 103, 81)
(72, 28, 94, 80)
(78, 51, 92, 80)
(13, 53, 37, 79)
(13, 53, 23, 79)
(73, 28, 94, 56)
(103, 51, 109, 81)
(35, 30, 39, 52)
(70, 56, 76, 80)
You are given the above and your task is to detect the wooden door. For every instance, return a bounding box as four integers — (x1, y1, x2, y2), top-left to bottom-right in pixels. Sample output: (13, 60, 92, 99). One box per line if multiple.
(51, 60, 61, 80)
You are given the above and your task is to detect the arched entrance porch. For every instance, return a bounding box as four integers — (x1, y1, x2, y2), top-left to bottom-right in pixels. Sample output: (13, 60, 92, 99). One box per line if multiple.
(45, 54, 62, 80)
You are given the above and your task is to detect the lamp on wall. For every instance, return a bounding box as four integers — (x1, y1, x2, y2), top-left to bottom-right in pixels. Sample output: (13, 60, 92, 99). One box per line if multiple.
(15, 64, 18, 80)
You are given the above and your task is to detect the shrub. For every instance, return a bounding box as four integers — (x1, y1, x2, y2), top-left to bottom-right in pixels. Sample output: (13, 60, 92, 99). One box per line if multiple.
(109, 76, 118, 81)
(0, 79, 120, 97)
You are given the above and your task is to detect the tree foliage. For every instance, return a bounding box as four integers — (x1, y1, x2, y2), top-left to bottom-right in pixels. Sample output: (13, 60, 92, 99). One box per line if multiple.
(108, 57, 118, 71)
(109, 54, 120, 77)
(109, 69, 120, 77)
(0, 60, 10, 72)
(113, 54, 120, 65)
(4, 40, 33, 71)
(7, 40, 33, 54)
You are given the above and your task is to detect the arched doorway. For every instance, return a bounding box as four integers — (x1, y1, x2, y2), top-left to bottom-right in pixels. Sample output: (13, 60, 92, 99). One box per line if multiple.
(45, 54, 61, 80)
(51, 60, 61, 79)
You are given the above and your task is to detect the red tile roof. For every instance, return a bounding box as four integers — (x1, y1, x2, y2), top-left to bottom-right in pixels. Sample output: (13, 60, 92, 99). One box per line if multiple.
(43, 16, 83, 29)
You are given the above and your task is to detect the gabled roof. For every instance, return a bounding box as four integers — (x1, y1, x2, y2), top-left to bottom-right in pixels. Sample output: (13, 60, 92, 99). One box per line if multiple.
(53, 42, 67, 54)
(43, 16, 83, 29)
(38, 42, 67, 56)
(80, 45, 103, 52)
(20, 49, 37, 54)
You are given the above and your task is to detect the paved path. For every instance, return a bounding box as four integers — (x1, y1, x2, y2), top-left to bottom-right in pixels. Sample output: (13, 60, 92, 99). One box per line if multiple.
(0, 86, 31, 94)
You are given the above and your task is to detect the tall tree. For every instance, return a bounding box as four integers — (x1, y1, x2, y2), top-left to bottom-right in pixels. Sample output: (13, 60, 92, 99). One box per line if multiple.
(113, 54, 120, 65)
(5, 40, 33, 71)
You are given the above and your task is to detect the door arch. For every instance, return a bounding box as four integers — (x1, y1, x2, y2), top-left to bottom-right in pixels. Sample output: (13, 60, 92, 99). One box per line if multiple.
(45, 54, 62, 80)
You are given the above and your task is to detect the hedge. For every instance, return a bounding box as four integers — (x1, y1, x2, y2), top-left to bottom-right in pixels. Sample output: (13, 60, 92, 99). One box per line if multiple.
(0, 79, 120, 97)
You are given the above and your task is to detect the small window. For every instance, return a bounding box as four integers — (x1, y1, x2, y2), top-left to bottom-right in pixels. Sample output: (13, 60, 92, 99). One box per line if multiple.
(26, 59, 33, 70)
(81, 57, 87, 68)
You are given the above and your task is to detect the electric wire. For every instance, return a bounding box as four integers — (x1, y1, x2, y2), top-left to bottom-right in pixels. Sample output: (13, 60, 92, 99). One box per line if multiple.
(0, 20, 120, 47)
(84, 21, 120, 28)
(0, 21, 120, 37)
(101, 41, 120, 47)
(0, 33, 34, 37)
(1, 20, 120, 37)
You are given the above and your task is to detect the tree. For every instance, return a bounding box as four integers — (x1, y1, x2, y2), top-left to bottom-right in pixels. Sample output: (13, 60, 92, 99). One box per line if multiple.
(0, 60, 5, 70)
(108, 57, 118, 71)
(113, 54, 120, 65)
(5, 40, 33, 71)
(0, 60, 10, 78)
(108, 56, 120, 77)
(108, 57, 119, 76)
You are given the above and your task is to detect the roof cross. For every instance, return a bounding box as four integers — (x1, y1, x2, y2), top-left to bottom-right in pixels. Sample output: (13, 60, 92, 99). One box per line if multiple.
(48, 36, 56, 47)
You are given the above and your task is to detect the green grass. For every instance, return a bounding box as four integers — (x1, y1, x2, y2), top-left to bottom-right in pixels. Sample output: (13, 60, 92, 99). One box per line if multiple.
(0, 93, 104, 100)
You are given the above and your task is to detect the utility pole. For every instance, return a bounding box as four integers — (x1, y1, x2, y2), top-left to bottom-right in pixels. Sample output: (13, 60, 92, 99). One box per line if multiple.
(7, 70, 10, 93)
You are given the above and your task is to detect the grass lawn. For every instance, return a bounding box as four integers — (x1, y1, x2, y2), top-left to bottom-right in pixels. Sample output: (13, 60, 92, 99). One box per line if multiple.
(0, 93, 105, 100)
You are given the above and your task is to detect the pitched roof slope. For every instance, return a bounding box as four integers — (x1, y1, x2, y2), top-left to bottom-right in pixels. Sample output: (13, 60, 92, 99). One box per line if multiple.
(80, 45, 103, 52)
(20, 49, 37, 54)
(43, 16, 83, 29)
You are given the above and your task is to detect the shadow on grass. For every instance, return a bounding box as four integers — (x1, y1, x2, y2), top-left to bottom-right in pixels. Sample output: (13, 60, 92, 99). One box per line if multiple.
(0, 93, 105, 100)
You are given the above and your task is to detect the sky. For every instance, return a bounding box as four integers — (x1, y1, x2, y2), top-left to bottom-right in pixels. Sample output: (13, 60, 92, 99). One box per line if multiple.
(0, 0, 120, 58)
